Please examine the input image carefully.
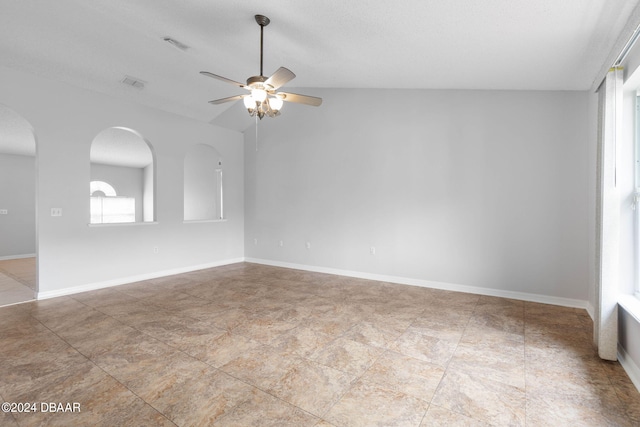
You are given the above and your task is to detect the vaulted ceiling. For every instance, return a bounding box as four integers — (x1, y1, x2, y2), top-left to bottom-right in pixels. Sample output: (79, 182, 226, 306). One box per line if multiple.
(0, 0, 638, 124)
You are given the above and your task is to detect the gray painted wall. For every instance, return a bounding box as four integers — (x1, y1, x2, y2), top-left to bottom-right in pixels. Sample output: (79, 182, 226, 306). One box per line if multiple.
(0, 65, 244, 294)
(245, 88, 591, 302)
(0, 153, 35, 257)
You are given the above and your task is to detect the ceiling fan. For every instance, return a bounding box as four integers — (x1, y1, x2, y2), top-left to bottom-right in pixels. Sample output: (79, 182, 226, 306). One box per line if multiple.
(200, 14, 322, 119)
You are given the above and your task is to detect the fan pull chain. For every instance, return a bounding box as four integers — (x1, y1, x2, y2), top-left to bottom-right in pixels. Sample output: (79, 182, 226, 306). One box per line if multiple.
(255, 114, 259, 151)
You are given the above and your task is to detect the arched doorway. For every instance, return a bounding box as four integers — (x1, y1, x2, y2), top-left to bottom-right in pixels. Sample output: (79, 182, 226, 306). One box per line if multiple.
(0, 104, 37, 306)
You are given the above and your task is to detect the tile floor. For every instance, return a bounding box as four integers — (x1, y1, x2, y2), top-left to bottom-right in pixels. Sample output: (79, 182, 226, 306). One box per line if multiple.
(0, 257, 36, 290)
(1, 262, 639, 426)
(0, 257, 36, 307)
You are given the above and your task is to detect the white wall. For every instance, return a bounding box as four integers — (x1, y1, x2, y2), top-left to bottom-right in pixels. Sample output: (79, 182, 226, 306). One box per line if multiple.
(0, 153, 35, 257)
(184, 144, 222, 221)
(0, 65, 244, 295)
(245, 88, 591, 303)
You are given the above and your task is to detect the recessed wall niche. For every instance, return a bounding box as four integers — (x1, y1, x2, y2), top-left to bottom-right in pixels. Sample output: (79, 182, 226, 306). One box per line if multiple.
(184, 144, 223, 221)
(89, 127, 155, 224)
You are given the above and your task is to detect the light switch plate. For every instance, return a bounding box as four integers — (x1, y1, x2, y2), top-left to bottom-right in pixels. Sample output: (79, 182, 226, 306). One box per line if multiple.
(0, 209, 7, 215)
(51, 208, 62, 217)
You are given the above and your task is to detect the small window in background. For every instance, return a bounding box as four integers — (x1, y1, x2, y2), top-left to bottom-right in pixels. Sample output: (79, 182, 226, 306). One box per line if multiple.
(90, 180, 135, 224)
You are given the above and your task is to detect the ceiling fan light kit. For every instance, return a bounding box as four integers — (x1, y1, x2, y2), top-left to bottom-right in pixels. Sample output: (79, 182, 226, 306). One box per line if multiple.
(201, 14, 322, 119)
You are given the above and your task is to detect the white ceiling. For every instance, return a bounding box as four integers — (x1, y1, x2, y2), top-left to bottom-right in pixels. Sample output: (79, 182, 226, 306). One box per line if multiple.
(0, 0, 638, 125)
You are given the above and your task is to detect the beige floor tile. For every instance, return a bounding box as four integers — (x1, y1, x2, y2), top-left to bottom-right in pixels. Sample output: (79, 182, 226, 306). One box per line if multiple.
(215, 387, 320, 426)
(146, 366, 254, 426)
(431, 370, 525, 426)
(0, 274, 34, 306)
(341, 320, 406, 349)
(467, 310, 524, 336)
(90, 334, 182, 395)
(9, 361, 174, 427)
(232, 315, 299, 345)
(60, 318, 142, 360)
(0, 257, 36, 290)
(220, 344, 301, 389)
(324, 380, 429, 427)
(448, 341, 525, 390)
(0, 409, 18, 427)
(268, 358, 356, 417)
(420, 404, 492, 426)
(270, 324, 336, 358)
(390, 326, 460, 367)
(312, 336, 384, 377)
(70, 287, 136, 307)
(526, 393, 632, 427)
(144, 290, 212, 311)
(359, 350, 445, 402)
(193, 330, 262, 367)
(0, 342, 89, 399)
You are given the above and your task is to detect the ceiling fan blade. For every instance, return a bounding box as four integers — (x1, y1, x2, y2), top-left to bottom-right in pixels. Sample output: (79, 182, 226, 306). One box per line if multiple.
(208, 95, 245, 105)
(200, 71, 246, 89)
(278, 92, 322, 107)
(265, 67, 296, 90)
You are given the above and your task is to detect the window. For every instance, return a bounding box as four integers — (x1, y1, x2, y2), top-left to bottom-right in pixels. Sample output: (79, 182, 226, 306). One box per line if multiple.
(89, 180, 135, 224)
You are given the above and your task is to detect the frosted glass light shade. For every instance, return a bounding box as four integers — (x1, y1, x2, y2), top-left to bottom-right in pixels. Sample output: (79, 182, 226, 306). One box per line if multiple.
(251, 89, 267, 102)
(243, 96, 255, 109)
(269, 97, 283, 111)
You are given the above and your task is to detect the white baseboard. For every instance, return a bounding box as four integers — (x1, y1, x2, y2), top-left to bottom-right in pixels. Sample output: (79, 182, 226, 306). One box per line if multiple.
(618, 344, 640, 393)
(245, 257, 589, 310)
(37, 255, 590, 311)
(36, 257, 245, 300)
(0, 253, 35, 261)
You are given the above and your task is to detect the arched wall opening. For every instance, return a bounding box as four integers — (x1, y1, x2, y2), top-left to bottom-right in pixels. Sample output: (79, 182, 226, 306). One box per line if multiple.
(89, 127, 156, 224)
(0, 103, 38, 303)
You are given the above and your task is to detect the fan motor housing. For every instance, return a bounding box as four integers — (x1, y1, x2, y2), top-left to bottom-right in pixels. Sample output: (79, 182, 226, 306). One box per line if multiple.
(247, 75, 270, 89)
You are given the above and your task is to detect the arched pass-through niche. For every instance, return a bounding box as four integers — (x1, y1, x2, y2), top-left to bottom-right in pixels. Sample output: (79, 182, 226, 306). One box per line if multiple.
(0, 103, 37, 305)
(184, 144, 224, 221)
(89, 127, 155, 224)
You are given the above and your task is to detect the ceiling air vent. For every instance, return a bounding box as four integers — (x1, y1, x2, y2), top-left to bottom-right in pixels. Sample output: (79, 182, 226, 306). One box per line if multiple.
(121, 75, 146, 89)
(163, 37, 190, 51)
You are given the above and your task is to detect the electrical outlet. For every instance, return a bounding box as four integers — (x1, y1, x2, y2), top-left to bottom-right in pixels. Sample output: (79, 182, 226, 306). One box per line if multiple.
(370, 246, 376, 255)
(153, 246, 159, 254)
(306, 242, 311, 250)
(51, 208, 62, 217)
(254, 238, 258, 246)
(279, 240, 284, 247)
